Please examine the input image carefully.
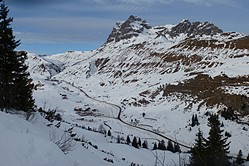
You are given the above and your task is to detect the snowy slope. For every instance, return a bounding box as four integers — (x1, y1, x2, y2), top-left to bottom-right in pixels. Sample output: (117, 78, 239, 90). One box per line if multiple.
(0, 111, 72, 166)
(1, 107, 189, 166)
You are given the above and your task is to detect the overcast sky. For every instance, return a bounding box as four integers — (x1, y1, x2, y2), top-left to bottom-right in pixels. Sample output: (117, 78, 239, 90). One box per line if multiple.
(7, 0, 249, 55)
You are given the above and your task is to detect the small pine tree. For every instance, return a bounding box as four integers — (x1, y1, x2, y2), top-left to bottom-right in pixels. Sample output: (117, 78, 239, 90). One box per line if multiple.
(158, 140, 166, 150)
(0, 1, 34, 114)
(126, 135, 131, 144)
(142, 140, 148, 149)
(235, 150, 244, 165)
(158, 141, 161, 149)
(117, 135, 121, 143)
(142, 112, 145, 117)
(107, 130, 111, 136)
(162, 140, 166, 150)
(247, 153, 249, 161)
(194, 114, 199, 126)
(167, 140, 174, 152)
(153, 142, 158, 150)
(132, 137, 139, 148)
(138, 137, 141, 147)
(191, 114, 199, 127)
(191, 114, 195, 127)
(174, 142, 181, 153)
(189, 128, 206, 166)
(205, 114, 230, 166)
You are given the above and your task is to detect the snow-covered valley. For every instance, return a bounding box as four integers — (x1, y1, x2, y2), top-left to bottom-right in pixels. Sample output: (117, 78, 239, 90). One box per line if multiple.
(2, 15, 249, 165)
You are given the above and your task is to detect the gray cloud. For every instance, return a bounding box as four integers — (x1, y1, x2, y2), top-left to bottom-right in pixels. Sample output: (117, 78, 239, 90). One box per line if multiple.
(8, 0, 249, 55)
(8, 0, 64, 6)
(82, 0, 237, 7)
(183, 0, 239, 7)
(14, 16, 116, 43)
(7, 0, 240, 8)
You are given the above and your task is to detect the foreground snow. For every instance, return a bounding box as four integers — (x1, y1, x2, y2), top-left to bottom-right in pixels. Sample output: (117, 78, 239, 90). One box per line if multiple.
(0, 111, 72, 166)
(1, 109, 191, 166)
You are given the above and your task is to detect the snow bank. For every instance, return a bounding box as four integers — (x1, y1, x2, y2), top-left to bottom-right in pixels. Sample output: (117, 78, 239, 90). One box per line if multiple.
(0, 111, 72, 166)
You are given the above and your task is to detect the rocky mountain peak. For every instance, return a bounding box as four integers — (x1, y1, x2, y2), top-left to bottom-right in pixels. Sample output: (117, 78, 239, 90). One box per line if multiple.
(180, 19, 191, 25)
(126, 15, 143, 23)
(106, 16, 224, 44)
(168, 20, 223, 37)
(106, 15, 151, 43)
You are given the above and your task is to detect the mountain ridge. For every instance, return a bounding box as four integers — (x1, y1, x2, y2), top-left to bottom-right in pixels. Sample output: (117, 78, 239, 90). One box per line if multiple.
(106, 15, 226, 45)
(32, 15, 249, 106)
(25, 16, 249, 158)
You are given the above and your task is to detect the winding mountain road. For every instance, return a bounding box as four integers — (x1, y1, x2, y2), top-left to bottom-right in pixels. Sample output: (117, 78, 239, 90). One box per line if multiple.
(52, 78, 192, 150)
(48, 78, 242, 159)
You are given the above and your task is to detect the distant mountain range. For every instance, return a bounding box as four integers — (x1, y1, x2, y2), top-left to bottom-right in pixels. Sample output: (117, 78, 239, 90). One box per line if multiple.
(28, 14, 249, 113)
(26, 15, 249, 156)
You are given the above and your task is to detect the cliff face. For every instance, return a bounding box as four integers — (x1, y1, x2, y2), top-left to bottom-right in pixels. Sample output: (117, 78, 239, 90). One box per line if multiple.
(106, 15, 151, 43)
(167, 19, 223, 37)
(106, 16, 224, 44)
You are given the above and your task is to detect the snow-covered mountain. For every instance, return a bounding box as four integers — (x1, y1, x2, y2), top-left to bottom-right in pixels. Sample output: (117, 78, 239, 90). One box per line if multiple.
(45, 15, 249, 113)
(4, 15, 249, 165)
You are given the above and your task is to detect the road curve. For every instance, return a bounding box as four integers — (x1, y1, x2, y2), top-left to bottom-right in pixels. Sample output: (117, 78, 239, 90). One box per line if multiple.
(49, 78, 243, 159)
(52, 79, 192, 150)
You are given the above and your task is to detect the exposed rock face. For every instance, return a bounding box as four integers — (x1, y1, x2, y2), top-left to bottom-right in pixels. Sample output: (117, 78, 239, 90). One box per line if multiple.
(166, 19, 223, 37)
(170, 20, 223, 37)
(101, 16, 248, 83)
(107, 16, 223, 43)
(106, 15, 151, 43)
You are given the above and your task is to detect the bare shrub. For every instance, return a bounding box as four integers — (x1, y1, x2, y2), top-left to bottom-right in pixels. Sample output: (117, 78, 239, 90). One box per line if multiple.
(49, 130, 76, 154)
(98, 124, 107, 135)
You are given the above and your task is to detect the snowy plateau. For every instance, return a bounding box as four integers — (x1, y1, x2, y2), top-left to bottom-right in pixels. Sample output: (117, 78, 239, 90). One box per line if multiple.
(2, 15, 249, 166)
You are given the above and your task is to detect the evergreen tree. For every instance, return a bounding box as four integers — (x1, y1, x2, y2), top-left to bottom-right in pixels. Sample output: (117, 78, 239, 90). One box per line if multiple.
(138, 137, 141, 147)
(142, 112, 145, 117)
(158, 140, 161, 149)
(132, 137, 139, 148)
(0, 0, 34, 114)
(153, 142, 158, 150)
(142, 140, 148, 149)
(189, 129, 206, 166)
(173, 142, 181, 153)
(194, 114, 199, 126)
(167, 140, 174, 152)
(205, 114, 230, 166)
(107, 130, 111, 136)
(158, 140, 166, 150)
(235, 150, 244, 165)
(191, 114, 199, 127)
(117, 135, 121, 143)
(191, 114, 195, 127)
(126, 135, 131, 144)
(247, 153, 249, 161)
